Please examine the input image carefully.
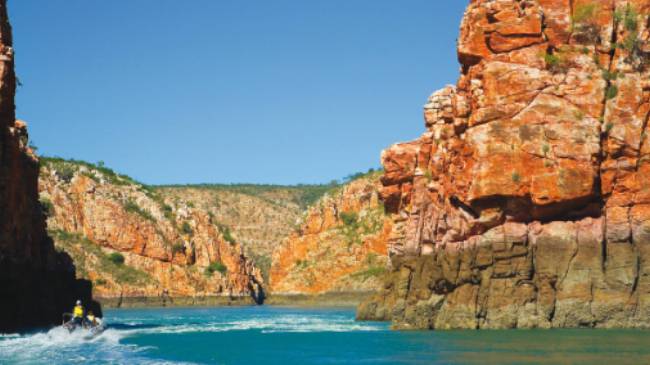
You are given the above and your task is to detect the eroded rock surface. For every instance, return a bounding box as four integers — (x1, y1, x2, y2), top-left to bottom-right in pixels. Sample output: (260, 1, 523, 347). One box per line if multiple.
(39, 159, 264, 304)
(270, 174, 391, 295)
(358, 0, 650, 329)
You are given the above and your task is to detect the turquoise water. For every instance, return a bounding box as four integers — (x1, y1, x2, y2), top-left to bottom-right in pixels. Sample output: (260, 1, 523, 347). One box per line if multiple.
(1, 306, 650, 364)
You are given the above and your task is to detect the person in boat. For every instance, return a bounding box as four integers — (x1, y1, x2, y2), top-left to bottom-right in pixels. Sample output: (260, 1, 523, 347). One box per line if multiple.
(72, 300, 84, 327)
(86, 311, 100, 328)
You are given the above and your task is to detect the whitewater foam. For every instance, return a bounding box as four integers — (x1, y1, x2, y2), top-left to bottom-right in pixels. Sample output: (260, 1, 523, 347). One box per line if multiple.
(0, 325, 160, 364)
(113, 313, 380, 336)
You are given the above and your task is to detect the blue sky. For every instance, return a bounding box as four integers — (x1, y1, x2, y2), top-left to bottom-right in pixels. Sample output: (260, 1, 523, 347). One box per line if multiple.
(10, 0, 467, 185)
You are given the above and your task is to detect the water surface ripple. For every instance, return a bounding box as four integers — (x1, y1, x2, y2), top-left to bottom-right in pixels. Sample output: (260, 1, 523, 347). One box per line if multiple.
(1, 306, 648, 364)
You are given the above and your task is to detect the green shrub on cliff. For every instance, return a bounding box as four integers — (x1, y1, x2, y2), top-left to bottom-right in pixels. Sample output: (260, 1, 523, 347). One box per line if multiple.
(108, 252, 125, 265)
(606, 85, 619, 99)
(615, 4, 639, 32)
(543, 50, 570, 73)
(338, 211, 363, 246)
(171, 242, 185, 254)
(511, 172, 521, 184)
(162, 203, 174, 220)
(340, 211, 359, 226)
(362, 206, 386, 235)
(295, 259, 310, 269)
(123, 199, 155, 222)
(424, 170, 433, 182)
(81, 171, 100, 183)
(39, 197, 54, 217)
(613, 5, 648, 71)
(94, 164, 137, 186)
(216, 223, 236, 244)
(601, 69, 619, 82)
(205, 261, 228, 276)
(181, 221, 193, 235)
(620, 31, 640, 52)
(571, 3, 600, 44)
(103, 251, 155, 285)
(55, 163, 77, 182)
(336, 205, 385, 248)
(572, 3, 597, 25)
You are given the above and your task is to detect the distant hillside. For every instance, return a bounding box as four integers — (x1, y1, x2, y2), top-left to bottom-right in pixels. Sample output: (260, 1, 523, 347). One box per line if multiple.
(40, 156, 382, 291)
(156, 183, 333, 210)
(155, 184, 333, 282)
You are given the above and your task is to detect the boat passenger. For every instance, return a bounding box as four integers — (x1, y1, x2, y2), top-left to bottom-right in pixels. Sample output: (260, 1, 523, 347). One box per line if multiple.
(86, 311, 99, 327)
(72, 300, 84, 326)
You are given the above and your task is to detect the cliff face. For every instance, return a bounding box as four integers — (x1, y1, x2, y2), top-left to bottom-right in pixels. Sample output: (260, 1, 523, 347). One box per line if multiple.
(269, 173, 391, 295)
(39, 159, 264, 304)
(358, 0, 650, 329)
(158, 185, 329, 282)
(0, 2, 96, 332)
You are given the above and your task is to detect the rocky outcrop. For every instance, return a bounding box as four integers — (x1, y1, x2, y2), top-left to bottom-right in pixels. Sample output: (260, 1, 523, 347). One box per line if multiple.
(270, 173, 391, 295)
(39, 159, 264, 305)
(358, 0, 650, 329)
(0, 2, 96, 332)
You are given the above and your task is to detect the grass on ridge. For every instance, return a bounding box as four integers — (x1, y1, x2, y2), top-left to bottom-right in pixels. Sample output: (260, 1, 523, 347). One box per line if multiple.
(40, 156, 139, 187)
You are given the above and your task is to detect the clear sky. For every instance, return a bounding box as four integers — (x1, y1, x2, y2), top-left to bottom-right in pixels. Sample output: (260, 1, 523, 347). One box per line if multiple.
(10, 0, 467, 185)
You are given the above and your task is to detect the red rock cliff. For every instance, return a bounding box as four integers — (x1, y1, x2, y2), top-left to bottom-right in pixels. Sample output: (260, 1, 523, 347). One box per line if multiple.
(0, 2, 96, 332)
(358, 0, 650, 329)
(39, 159, 264, 305)
(269, 173, 391, 295)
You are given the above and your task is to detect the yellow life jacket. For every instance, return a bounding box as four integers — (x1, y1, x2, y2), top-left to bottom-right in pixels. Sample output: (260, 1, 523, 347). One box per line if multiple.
(73, 305, 84, 318)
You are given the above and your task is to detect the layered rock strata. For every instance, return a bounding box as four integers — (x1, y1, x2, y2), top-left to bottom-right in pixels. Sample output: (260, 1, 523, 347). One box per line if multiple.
(270, 174, 391, 295)
(39, 159, 264, 305)
(358, 0, 650, 329)
(0, 2, 96, 332)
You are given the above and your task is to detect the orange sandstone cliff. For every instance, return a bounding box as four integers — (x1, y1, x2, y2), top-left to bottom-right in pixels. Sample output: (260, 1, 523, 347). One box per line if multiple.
(357, 0, 650, 329)
(39, 159, 264, 306)
(269, 173, 391, 296)
(0, 2, 96, 332)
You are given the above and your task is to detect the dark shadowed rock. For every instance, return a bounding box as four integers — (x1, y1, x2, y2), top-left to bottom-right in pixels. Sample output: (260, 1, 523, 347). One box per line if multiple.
(0, 1, 98, 332)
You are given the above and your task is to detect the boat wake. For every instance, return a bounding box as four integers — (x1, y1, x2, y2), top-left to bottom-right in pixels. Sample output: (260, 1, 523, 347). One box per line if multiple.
(0, 326, 180, 364)
(116, 313, 381, 336)
(0, 310, 383, 364)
